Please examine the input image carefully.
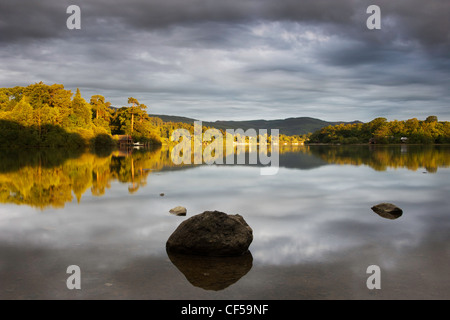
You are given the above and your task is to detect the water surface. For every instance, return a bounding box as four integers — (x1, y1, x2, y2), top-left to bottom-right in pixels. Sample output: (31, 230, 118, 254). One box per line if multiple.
(0, 145, 449, 299)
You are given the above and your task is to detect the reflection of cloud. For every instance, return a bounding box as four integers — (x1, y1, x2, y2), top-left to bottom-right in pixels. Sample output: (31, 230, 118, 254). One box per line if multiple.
(0, 152, 449, 298)
(239, 165, 450, 266)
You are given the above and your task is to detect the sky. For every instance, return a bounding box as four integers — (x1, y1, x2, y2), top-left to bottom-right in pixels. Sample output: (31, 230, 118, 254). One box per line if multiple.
(0, 0, 449, 122)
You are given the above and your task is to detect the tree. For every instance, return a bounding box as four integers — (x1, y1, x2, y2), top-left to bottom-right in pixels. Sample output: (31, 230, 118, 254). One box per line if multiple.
(109, 107, 129, 135)
(425, 115, 438, 123)
(0, 89, 10, 111)
(405, 118, 419, 135)
(48, 84, 72, 109)
(70, 88, 93, 129)
(24, 82, 51, 109)
(11, 97, 34, 126)
(127, 97, 148, 133)
(138, 103, 147, 123)
(90, 95, 111, 120)
(90, 95, 112, 133)
(368, 117, 387, 131)
(128, 97, 139, 133)
(0, 83, 165, 148)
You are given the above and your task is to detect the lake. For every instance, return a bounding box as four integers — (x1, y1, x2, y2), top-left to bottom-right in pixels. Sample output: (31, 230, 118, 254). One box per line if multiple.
(0, 144, 449, 299)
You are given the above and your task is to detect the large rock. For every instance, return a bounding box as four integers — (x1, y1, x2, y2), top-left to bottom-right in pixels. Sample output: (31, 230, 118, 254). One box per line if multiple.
(166, 210, 253, 256)
(371, 203, 403, 220)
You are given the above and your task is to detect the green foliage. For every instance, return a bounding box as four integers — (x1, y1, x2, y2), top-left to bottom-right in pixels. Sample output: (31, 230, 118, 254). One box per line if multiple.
(425, 115, 438, 123)
(70, 88, 92, 129)
(308, 116, 450, 145)
(90, 95, 112, 133)
(0, 146, 178, 208)
(0, 83, 164, 148)
(2, 83, 448, 149)
(10, 97, 34, 126)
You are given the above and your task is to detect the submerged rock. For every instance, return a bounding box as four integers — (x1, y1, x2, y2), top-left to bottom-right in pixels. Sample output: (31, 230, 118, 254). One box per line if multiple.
(169, 206, 187, 216)
(166, 210, 253, 256)
(371, 203, 403, 220)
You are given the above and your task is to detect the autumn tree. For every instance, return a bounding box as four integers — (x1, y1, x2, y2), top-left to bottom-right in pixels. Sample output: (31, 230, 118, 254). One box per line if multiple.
(11, 97, 33, 126)
(90, 95, 112, 133)
(127, 97, 149, 133)
(90, 95, 111, 120)
(128, 97, 139, 133)
(308, 116, 450, 145)
(425, 115, 438, 123)
(70, 88, 93, 129)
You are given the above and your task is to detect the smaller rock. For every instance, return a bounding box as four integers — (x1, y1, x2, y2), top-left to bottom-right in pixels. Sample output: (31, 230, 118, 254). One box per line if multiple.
(160, 193, 165, 196)
(371, 203, 403, 220)
(170, 206, 187, 216)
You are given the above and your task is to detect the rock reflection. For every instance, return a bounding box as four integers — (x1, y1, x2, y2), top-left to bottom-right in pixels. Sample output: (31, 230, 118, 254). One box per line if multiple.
(375, 212, 402, 220)
(371, 209, 403, 220)
(167, 250, 253, 291)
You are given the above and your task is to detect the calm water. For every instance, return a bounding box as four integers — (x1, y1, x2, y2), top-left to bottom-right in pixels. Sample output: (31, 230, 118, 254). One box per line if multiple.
(0, 145, 449, 299)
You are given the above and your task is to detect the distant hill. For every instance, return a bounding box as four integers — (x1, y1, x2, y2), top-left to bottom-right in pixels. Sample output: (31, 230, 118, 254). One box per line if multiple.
(148, 114, 362, 136)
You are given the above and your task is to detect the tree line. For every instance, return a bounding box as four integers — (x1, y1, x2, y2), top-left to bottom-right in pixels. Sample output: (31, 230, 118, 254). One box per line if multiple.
(1, 82, 266, 148)
(0, 82, 167, 148)
(2, 83, 449, 148)
(1, 82, 304, 148)
(308, 116, 450, 144)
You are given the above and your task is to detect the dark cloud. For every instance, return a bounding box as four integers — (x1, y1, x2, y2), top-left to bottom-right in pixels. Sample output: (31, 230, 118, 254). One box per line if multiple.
(0, 0, 449, 121)
(1, 0, 448, 48)
(0, 1, 67, 42)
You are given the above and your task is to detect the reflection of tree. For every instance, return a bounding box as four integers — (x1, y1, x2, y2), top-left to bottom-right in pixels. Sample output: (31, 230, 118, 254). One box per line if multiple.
(2, 144, 448, 209)
(110, 155, 148, 194)
(309, 145, 450, 172)
(0, 146, 187, 209)
(0, 153, 110, 209)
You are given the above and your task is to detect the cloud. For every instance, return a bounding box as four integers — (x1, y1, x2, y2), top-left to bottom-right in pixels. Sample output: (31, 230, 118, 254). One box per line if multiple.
(0, 0, 449, 121)
(2, 0, 448, 48)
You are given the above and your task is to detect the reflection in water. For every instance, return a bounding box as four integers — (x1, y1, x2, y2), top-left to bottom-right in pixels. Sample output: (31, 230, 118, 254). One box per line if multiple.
(167, 251, 253, 291)
(1, 144, 449, 208)
(0, 144, 449, 299)
(308, 144, 450, 172)
(372, 210, 403, 220)
(0, 146, 190, 209)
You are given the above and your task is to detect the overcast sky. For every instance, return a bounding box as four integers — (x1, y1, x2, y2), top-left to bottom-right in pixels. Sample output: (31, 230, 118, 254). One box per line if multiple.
(0, 0, 449, 122)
